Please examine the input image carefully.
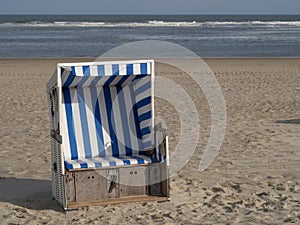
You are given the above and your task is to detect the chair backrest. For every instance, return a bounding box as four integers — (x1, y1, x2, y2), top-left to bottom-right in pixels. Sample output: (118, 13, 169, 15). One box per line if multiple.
(59, 61, 154, 160)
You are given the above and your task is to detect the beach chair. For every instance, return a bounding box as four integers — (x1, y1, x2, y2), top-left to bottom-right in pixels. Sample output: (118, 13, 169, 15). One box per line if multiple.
(47, 60, 170, 209)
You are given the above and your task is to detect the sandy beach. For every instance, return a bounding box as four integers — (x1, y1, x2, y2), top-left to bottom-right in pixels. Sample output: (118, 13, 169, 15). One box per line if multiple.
(0, 58, 299, 224)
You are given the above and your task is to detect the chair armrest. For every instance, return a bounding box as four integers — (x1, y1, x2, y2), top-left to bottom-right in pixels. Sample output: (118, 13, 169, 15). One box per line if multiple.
(51, 129, 62, 144)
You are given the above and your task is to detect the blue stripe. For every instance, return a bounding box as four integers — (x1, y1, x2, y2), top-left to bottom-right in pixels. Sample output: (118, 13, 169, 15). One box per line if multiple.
(94, 162, 102, 168)
(76, 76, 89, 87)
(136, 155, 157, 163)
(78, 160, 88, 169)
(135, 81, 151, 96)
(130, 155, 146, 164)
(140, 127, 151, 136)
(82, 66, 91, 76)
(108, 160, 117, 167)
(126, 64, 133, 75)
(133, 74, 148, 81)
(71, 66, 76, 75)
(117, 86, 132, 156)
(140, 63, 148, 75)
(97, 65, 105, 76)
(122, 158, 131, 165)
(143, 140, 152, 149)
(64, 161, 73, 170)
(139, 111, 151, 122)
(112, 64, 119, 75)
(77, 88, 92, 158)
(136, 96, 151, 109)
(90, 76, 103, 87)
(110, 76, 125, 86)
(91, 87, 105, 157)
(116, 75, 131, 86)
(63, 88, 78, 160)
(63, 72, 76, 87)
(104, 75, 118, 86)
(103, 86, 119, 156)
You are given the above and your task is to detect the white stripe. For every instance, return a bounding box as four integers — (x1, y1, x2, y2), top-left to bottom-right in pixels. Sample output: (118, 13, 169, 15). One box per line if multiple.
(83, 158, 98, 168)
(89, 65, 98, 76)
(119, 64, 127, 75)
(109, 76, 124, 86)
(147, 63, 151, 74)
(82, 77, 96, 87)
(137, 104, 151, 116)
(142, 136, 152, 151)
(66, 159, 81, 169)
(136, 155, 152, 163)
(95, 76, 111, 86)
(108, 156, 124, 166)
(135, 88, 151, 103)
(119, 156, 138, 165)
(93, 157, 110, 167)
(61, 98, 71, 160)
(83, 88, 99, 158)
(70, 88, 86, 158)
(121, 76, 135, 87)
(75, 66, 83, 76)
(104, 64, 112, 76)
(66, 76, 78, 87)
(133, 76, 150, 90)
(140, 119, 151, 130)
(77, 159, 94, 168)
(110, 87, 126, 156)
(143, 135, 152, 144)
(140, 124, 151, 133)
(98, 87, 112, 156)
(133, 63, 141, 75)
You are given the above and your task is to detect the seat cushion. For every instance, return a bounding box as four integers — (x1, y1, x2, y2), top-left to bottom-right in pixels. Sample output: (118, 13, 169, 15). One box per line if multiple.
(65, 155, 158, 171)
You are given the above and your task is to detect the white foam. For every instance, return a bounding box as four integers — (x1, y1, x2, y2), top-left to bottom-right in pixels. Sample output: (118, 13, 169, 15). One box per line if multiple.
(1, 20, 300, 28)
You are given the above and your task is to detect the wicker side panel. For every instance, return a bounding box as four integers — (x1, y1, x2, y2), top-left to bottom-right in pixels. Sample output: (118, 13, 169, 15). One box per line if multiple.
(48, 87, 65, 206)
(148, 163, 162, 196)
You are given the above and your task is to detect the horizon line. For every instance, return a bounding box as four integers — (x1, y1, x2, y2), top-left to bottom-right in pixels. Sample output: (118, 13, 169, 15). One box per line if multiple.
(0, 13, 300, 16)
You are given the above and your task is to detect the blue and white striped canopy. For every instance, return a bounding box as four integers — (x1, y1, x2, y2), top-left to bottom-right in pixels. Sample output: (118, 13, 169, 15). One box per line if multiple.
(59, 61, 156, 170)
(61, 62, 151, 88)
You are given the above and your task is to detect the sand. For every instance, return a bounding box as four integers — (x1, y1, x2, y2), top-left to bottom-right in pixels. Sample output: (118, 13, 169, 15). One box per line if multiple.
(0, 58, 299, 224)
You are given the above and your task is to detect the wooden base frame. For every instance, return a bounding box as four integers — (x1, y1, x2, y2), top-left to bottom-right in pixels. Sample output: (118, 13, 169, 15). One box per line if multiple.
(62, 162, 170, 209)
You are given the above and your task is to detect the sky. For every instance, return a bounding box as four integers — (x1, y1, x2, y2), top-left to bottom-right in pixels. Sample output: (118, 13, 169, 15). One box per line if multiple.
(1, 0, 300, 15)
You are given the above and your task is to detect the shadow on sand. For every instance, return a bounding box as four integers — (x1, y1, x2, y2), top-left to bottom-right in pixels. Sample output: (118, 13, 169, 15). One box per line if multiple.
(276, 119, 300, 124)
(0, 177, 63, 212)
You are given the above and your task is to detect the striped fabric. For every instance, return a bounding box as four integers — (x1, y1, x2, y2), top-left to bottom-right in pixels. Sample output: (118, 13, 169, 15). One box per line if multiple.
(65, 155, 158, 171)
(60, 61, 157, 170)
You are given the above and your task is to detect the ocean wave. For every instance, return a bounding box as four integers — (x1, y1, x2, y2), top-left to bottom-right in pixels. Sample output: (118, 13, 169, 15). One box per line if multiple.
(1, 20, 300, 27)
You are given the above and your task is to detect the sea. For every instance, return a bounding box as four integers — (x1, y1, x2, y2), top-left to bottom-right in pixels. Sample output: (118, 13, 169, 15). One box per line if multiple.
(0, 15, 300, 57)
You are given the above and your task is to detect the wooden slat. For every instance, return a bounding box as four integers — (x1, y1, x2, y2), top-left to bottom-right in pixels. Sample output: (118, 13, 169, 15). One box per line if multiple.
(75, 170, 107, 202)
(65, 172, 76, 202)
(119, 167, 147, 197)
